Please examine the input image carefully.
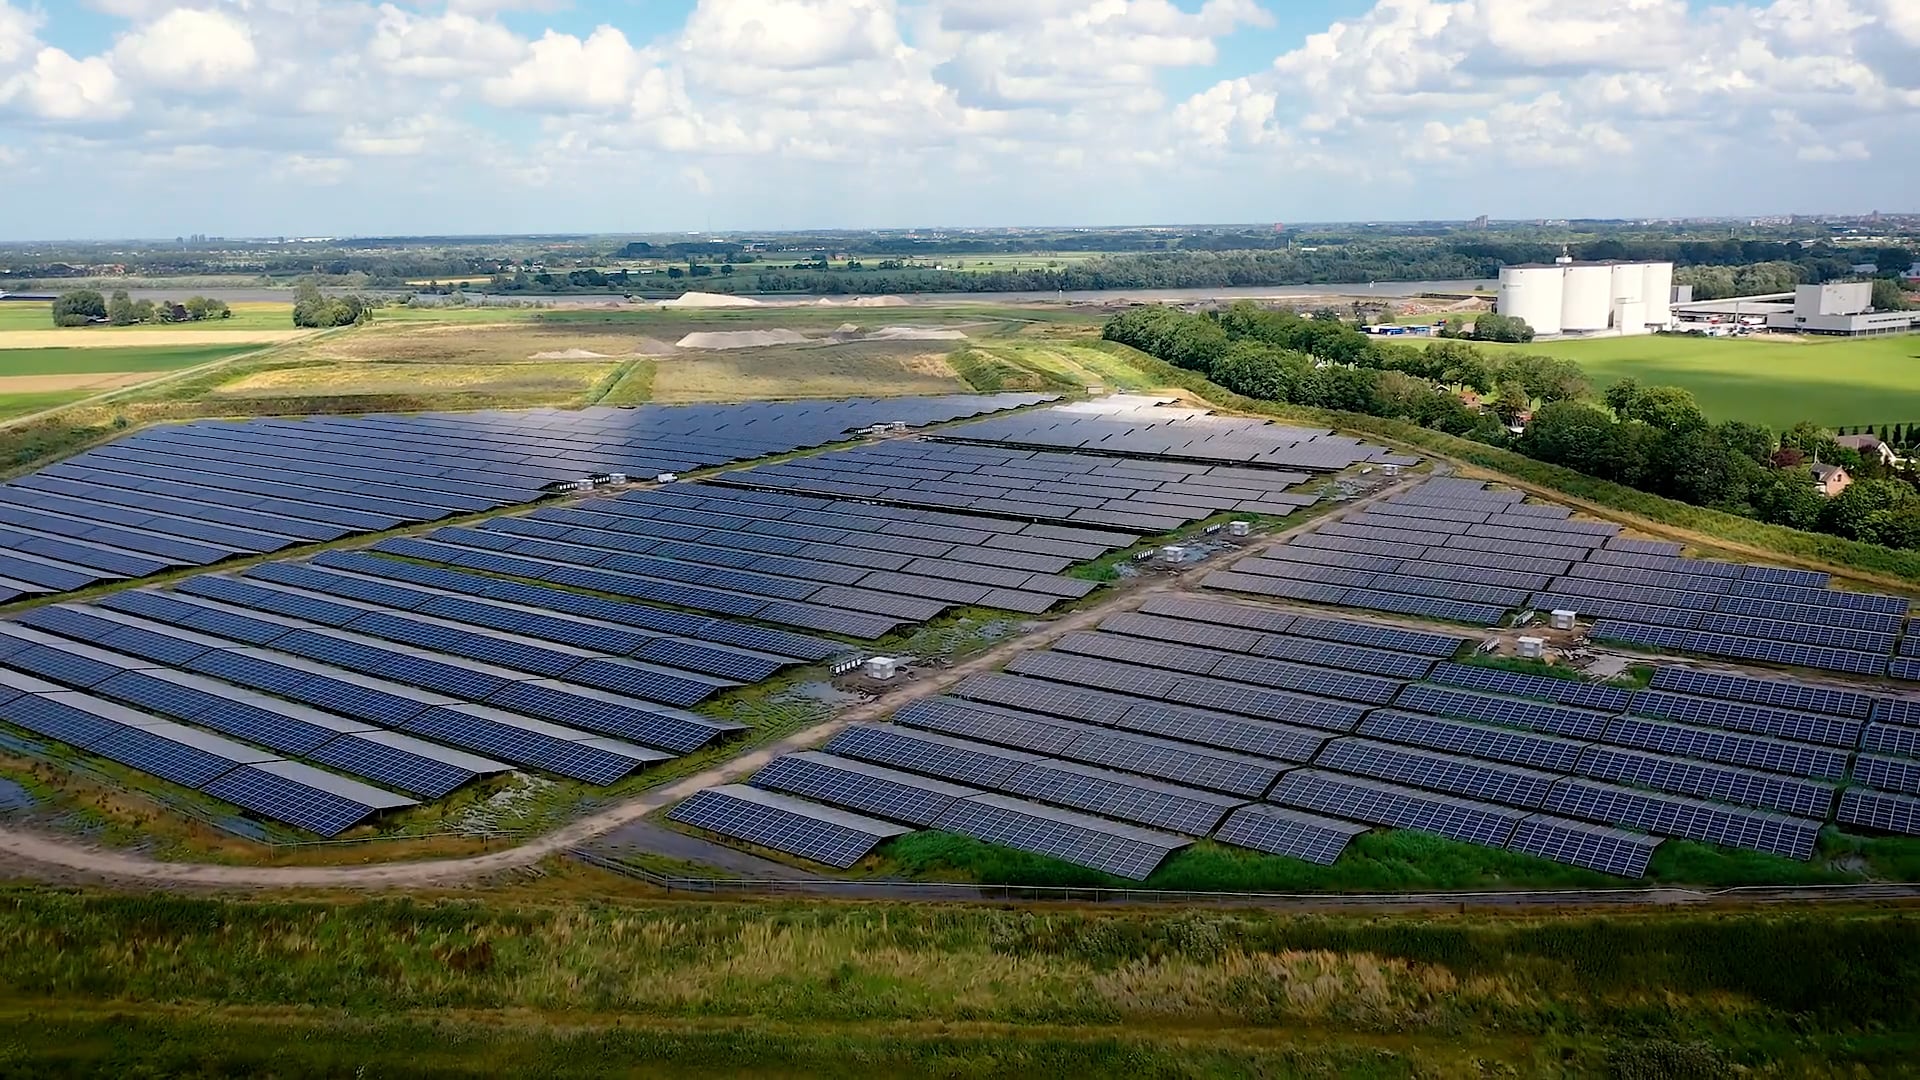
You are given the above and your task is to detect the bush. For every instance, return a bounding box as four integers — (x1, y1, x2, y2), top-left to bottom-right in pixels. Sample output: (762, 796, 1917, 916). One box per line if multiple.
(50, 289, 106, 326)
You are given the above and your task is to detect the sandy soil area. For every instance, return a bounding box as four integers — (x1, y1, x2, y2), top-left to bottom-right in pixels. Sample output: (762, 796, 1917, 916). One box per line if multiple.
(675, 329, 811, 350)
(0, 329, 308, 349)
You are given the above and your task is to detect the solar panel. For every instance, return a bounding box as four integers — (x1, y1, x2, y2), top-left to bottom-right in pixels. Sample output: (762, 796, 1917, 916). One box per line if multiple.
(1427, 662, 1633, 712)
(1836, 787, 1920, 836)
(1852, 754, 1920, 796)
(895, 696, 1094, 756)
(1875, 698, 1920, 727)
(823, 723, 1044, 789)
(751, 751, 978, 827)
(1862, 722, 1920, 758)
(1627, 690, 1862, 748)
(1588, 620, 1690, 650)
(1003, 758, 1248, 835)
(1648, 666, 1879, 719)
(1679, 630, 1887, 677)
(484, 681, 738, 754)
(1269, 769, 1525, 847)
(1393, 684, 1611, 740)
(1541, 777, 1818, 859)
(1576, 745, 1835, 818)
(1315, 738, 1558, 808)
(1604, 714, 1846, 780)
(1212, 803, 1367, 865)
(305, 730, 508, 799)
(88, 720, 257, 789)
(1506, 814, 1659, 877)
(931, 793, 1193, 880)
(1358, 709, 1587, 772)
(401, 704, 667, 785)
(202, 759, 416, 837)
(671, 783, 914, 868)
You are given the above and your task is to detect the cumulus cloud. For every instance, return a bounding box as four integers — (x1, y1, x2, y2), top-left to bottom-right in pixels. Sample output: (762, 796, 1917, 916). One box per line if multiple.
(2, 47, 127, 121)
(112, 8, 259, 90)
(369, 5, 524, 79)
(484, 26, 650, 111)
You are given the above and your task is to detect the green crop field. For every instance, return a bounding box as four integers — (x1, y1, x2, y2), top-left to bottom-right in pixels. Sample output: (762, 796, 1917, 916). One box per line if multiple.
(0, 343, 261, 377)
(0, 301, 293, 334)
(1480, 333, 1920, 428)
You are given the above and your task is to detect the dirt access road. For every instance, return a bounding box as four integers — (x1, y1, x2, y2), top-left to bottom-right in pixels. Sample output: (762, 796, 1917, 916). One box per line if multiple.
(0, 480, 1411, 890)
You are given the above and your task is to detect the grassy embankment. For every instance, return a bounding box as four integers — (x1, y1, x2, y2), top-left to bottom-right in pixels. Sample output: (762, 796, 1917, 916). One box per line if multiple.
(0, 887, 1915, 1076)
(1479, 332, 1920, 429)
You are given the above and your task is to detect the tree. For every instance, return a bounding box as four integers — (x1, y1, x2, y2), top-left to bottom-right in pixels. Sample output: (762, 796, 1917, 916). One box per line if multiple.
(1604, 378, 1639, 418)
(1499, 353, 1586, 403)
(131, 299, 156, 324)
(1620, 385, 1707, 434)
(1426, 339, 1495, 392)
(1752, 470, 1824, 531)
(1872, 278, 1914, 312)
(1440, 315, 1466, 338)
(1491, 382, 1532, 423)
(106, 290, 136, 326)
(1714, 420, 1776, 465)
(51, 289, 106, 327)
(1651, 427, 1743, 508)
(1208, 342, 1305, 401)
(1820, 478, 1909, 540)
(1470, 312, 1535, 343)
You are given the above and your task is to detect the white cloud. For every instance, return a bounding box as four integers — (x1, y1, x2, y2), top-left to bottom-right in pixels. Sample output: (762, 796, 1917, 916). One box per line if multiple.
(0, 1, 40, 67)
(113, 8, 258, 90)
(1, 47, 127, 120)
(484, 26, 649, 111)
(277, 154, 350, 183)
(369, 5, 523, 78)
(681, 0, 902, 70)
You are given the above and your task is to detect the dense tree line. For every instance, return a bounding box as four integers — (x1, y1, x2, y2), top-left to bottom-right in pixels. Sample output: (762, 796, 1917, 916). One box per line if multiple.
(49, 290, 229, 326)
(1106, 302, 1920, 554)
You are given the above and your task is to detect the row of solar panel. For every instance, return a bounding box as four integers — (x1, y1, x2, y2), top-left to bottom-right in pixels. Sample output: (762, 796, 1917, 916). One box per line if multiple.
(0, 394, 1056, 597)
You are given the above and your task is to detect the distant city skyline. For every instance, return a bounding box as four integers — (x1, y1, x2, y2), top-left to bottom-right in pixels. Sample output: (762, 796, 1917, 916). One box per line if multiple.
(0, 1, 1915, 239)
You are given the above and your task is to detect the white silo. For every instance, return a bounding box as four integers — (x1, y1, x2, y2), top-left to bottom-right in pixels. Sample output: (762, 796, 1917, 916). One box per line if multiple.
(1610, 263, 1646, 334)
(1642, 262, 1674, 329)
(1498, 266, 1564, 337)
(1561, 265, 1611, 332)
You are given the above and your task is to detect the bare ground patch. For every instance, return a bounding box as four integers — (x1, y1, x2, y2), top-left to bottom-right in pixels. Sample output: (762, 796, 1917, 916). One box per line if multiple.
(0, 371, 164, 393)
(0, 329, 309, 349)
(212, 361, 621, 399)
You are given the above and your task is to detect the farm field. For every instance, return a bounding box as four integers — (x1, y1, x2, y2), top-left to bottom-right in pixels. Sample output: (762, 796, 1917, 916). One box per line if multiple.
(1481, 332, 1920, 428)
(0, 342, 271, 424)
(212, 359, 622, 400)
(0, 887, 1911, 1076)
(0, 301, 297, 340)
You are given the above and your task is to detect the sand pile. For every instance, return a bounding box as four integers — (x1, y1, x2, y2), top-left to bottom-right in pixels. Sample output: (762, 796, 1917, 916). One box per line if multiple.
(658, 291, 763, 308)
(529, 348, 613, 360)
(864, 326, 969, 341)
(675, 329, 810, 350)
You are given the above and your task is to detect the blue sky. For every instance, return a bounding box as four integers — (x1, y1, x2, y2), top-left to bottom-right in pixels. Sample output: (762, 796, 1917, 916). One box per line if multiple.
(0, 1, 1914, 239)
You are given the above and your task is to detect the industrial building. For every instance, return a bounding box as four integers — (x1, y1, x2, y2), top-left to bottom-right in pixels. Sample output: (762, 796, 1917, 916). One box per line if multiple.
(1496, 256, 1675, 338)
(1673, 281, 1920, 337)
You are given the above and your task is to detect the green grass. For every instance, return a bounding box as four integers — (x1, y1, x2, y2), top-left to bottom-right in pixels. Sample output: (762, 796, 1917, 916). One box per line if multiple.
(1475, 333, 1920, 428)
(0, 391, 92, 422)
(0, 301, 293, 333)
(0, 890, 1916, 1075)
(0, 343, 260, 376)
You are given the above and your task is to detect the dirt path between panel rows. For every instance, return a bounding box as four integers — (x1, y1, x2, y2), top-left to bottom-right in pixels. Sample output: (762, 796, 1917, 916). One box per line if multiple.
(0, 480, 1413, 889)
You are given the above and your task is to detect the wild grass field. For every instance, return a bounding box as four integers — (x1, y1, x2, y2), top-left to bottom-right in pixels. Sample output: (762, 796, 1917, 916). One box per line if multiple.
(652, 342, 968, 401)
(1481, 332, 1920, 428)
(0, 342, 273, 422)
(0, 887, 1912, 1076)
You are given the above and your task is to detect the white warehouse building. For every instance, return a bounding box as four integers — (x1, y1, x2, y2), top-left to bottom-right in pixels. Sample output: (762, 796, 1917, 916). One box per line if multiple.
(1497, 257, 1676, 338)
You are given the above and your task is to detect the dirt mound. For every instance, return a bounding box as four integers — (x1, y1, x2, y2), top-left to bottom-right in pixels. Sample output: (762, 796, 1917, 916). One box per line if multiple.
(529, 348, 612, 360)
(658, 291, 762, 308)
(864, 326, 969, 341)
(675, 329, 810, 350)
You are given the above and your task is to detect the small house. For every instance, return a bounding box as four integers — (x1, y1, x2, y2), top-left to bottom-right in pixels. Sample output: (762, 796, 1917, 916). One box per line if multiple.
(1834, 433, 1899, 467)
(1810, 462, 1853, 498)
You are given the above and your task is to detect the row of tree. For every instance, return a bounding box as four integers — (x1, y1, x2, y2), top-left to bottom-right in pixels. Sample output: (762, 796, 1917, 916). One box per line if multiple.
(50, 290, 231, 327)
(1106, 302, 1920, 554)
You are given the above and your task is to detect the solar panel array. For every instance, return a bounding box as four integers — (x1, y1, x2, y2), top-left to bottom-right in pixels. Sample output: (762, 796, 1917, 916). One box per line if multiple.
(930, 394, 1417, 472)
(0, 394, 1054, 601)
(711, 439, 1323, 534)
(1206, 478, 1910, 678)
(668, 784, 911, 869)
(0, 530, 859, 831)
(667, 586, 1920, 878)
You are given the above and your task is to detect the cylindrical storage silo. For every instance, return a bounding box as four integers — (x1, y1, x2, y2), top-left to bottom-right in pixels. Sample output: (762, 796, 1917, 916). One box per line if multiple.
(1611, 263, 1645, 306)
(1613, 299, 1649, 335)
(1499, 266, 1563, 337)
(1560, 265, 1611, 332)
(1642, 262, 1674, 329)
